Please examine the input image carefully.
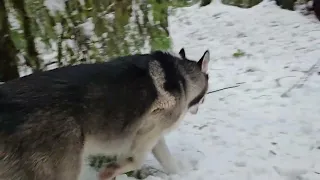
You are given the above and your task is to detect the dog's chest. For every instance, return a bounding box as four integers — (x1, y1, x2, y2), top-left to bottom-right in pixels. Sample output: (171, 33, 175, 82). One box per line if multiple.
(132, 109, 188, 152)
(82, 136, 133, 158)
(163, 109, 188, 134)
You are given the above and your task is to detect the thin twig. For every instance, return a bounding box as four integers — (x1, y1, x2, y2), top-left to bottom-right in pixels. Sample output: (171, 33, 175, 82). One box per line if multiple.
(207, 82, 244, 94)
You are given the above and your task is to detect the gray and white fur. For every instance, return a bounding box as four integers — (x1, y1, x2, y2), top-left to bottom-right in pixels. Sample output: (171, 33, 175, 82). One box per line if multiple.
(0, 48, 210, 180)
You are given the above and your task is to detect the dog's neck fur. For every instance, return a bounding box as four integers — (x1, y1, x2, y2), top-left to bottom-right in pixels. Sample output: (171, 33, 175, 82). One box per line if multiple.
(149, 50, 208, 108)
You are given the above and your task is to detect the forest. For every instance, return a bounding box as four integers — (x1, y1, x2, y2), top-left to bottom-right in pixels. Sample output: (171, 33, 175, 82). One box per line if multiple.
(1, 0, 315, 82)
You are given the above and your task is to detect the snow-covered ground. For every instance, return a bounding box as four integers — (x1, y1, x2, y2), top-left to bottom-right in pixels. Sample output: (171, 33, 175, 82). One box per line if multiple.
(81, 1, 320, 180)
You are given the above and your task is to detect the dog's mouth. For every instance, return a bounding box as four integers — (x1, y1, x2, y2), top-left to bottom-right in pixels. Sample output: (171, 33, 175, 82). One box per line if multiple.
(188, 97, 205, 115)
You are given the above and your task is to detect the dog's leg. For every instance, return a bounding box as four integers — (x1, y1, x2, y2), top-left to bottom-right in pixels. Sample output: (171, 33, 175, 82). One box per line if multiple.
(98, 130, 161, 180)
(98, 137, 180, 180)
(152, 136, 180, 174)
(127, 136, 179, 179)
(98, 153, 147, 180)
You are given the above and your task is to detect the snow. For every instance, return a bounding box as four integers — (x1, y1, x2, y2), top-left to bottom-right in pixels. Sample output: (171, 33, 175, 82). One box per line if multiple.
(78, 18, 95, 37)
(44, 0, 66, 15)
(165, 1, 320, 180)
(80, 1, 320, 180)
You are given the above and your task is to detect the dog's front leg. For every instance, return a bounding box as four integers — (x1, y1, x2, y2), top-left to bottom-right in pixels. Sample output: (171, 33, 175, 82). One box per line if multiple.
(152, 136, 180, 174)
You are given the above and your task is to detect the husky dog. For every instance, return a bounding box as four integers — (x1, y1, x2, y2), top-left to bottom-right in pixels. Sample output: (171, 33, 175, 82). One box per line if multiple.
(0, 48, 210, 180)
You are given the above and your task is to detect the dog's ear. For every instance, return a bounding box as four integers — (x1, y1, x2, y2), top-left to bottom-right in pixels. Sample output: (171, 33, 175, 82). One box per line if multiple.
(197, 50, 210, 73)
(179, 48, 186, 59)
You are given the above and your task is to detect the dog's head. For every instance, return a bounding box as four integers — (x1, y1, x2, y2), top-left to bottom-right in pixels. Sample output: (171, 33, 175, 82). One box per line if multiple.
(178, 48, 210, 115)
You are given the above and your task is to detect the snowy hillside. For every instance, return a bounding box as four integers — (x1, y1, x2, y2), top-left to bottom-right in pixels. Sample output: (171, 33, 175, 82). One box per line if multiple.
(81, 1, 320, 180)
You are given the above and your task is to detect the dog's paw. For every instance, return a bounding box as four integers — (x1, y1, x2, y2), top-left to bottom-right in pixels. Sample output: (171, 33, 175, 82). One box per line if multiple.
(98, 163, 120, 180)
(129, 166, 165, 179)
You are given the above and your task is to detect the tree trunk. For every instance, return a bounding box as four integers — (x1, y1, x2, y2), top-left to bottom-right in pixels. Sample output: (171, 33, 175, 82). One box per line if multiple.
(314, 0, 320, 21)
(12, 0, 41, 71)
(200, 0, 212, 6)
(275, 0, 297, 10)
(0, 0, 20, 82)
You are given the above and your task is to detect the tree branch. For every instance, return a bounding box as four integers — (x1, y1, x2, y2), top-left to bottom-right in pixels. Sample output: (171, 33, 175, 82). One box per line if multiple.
(207, 82, 245, 94)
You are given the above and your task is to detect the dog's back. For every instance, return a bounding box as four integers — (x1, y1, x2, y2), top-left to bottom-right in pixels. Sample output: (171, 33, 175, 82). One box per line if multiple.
(0, 50, 210, 180)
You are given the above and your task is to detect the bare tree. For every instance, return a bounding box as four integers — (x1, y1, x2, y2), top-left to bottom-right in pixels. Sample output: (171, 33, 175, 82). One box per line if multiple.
(0, 0, 19, 82)
(200, 0, 212, 6)
(12, 0, 41, 71)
